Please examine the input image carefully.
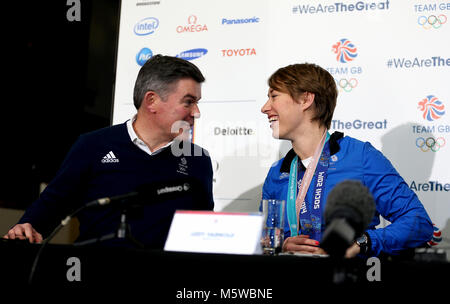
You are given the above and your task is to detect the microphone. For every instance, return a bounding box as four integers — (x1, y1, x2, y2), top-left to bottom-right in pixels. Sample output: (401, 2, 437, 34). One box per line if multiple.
(320, 180, 376, 257)
(85, 192, 139, 207)
(85, 178, 198, 208)
(28, 178, 202, 285)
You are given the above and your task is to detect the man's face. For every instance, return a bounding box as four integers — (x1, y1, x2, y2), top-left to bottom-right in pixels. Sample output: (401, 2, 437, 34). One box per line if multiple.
(153, 78, 201, 140)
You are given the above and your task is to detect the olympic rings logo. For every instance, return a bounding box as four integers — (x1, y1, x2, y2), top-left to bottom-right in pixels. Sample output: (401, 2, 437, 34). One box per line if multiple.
(337, 78, 358, 92)
(417, 14, 447, 29)
(416, 136, 446, 152)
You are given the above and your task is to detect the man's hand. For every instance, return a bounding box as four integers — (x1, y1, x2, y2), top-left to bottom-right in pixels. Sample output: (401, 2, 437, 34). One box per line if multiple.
(3, 223, 43, 243)
(282, 235, 326, 255)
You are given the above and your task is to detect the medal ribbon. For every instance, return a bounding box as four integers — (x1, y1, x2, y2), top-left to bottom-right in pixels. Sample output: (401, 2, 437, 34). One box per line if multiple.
(287, 131, 330, 237)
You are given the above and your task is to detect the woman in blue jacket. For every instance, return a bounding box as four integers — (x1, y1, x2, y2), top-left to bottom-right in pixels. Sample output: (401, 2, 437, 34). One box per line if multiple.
(261, 63, 433, 257)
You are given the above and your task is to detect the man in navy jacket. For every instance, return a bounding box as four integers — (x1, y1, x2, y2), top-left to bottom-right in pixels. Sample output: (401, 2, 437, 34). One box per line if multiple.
(4, 55, 214, 248)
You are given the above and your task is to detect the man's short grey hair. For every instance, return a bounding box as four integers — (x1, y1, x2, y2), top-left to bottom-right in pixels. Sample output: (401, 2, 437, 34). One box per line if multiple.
(133, 54, 205, 109)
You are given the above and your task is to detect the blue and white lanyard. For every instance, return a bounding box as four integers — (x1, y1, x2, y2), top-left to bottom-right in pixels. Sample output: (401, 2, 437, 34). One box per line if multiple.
(286, 133, 330, 240)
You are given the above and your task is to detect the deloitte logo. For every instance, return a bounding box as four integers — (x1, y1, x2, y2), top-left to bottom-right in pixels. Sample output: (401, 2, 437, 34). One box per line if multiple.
(214, 126, 254, 136)
(136, 48, 153, 66)
(134, 17, 159, 36)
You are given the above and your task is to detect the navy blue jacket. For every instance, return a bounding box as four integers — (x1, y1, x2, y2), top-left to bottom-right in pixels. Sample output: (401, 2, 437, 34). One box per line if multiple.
(19, 123, 214, 248)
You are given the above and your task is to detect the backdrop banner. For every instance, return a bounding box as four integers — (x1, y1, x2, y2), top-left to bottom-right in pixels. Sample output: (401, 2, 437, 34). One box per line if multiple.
(112, 1, 450, 242)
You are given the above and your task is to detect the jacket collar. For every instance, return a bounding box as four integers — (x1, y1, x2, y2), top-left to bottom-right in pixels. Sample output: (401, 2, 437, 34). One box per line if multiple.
(280, 131, 344, 173)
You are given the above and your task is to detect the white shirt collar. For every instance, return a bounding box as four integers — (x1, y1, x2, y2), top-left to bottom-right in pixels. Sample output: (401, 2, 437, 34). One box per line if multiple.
(301, 156, 313, 168)
(126, 115, 139, 142)
(126, 115, 172, 156)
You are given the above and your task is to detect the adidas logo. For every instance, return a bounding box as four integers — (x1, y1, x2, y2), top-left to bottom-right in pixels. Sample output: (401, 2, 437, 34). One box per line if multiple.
(101, 151, 119, 163)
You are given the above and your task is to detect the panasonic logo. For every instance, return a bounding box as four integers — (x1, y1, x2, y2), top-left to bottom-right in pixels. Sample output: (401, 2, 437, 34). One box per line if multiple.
(221, 17, 260, 25)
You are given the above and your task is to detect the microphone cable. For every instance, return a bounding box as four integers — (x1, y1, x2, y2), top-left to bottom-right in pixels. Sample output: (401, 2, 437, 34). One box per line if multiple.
(28, 204, 88, 285)
(27, 179, 195, 284)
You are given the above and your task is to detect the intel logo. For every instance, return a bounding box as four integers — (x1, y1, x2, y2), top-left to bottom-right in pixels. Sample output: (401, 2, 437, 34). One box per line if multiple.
(134, 17, 159, 36)
(136, 48, 153, 66)
(176, 48, 208, 61)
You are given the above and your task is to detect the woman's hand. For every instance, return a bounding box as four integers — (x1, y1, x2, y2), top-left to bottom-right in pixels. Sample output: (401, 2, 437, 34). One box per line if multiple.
(282, 235, 326, 255)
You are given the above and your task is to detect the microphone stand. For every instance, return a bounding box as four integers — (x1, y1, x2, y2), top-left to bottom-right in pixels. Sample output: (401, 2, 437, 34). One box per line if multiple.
(332, 260, 356, 284)
(28, 197, 145, 285)
(331, 256, 365, 284)
(73, 205, 144, 249)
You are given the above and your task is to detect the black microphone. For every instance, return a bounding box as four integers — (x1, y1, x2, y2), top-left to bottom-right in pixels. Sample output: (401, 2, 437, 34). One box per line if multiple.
(28, 178, 200, 284)
(85, 177, 198, 208)
(320, 180, 376, 257)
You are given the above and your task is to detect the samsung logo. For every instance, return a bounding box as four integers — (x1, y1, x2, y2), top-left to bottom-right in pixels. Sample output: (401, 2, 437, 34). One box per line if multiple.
(176, 48, 208, 61)
(134, 17, 159, 36)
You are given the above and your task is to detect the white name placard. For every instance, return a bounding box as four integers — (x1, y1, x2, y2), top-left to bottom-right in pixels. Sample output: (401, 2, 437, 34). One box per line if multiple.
(164, 211, 264, 255)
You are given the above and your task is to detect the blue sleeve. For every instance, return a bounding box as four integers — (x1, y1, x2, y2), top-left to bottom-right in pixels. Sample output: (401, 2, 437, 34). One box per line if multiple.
(261, 165, 276, 211)
(261, 161, 291, 238)
(362, 142, 433, 256)
(18, 135, 91, 237)
(262, 175, 271, 200)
